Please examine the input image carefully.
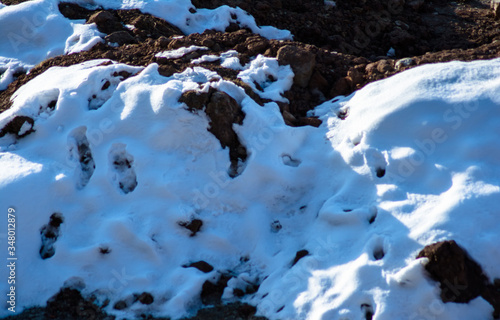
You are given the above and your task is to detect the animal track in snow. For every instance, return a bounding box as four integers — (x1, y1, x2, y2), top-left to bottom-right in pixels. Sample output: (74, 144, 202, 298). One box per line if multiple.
(39, 213, 64, 260)
(108, 143, 137, 194)
(68, 126, 95, 189)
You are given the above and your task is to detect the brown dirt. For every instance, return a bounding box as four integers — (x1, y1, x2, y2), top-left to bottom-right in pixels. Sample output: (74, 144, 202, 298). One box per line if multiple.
(417, 240, 500, 319)
(191, 0, 500, 58)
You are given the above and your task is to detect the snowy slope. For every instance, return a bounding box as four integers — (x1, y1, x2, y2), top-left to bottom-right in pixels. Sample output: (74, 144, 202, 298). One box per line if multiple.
(1, 35, 500, 320)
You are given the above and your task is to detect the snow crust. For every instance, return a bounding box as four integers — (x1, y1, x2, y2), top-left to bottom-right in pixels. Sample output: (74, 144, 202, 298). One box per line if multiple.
(1, 51, 500, 320)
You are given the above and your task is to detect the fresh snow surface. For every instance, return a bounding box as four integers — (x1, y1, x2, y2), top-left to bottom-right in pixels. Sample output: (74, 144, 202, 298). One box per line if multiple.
(1, 46, 500, 320)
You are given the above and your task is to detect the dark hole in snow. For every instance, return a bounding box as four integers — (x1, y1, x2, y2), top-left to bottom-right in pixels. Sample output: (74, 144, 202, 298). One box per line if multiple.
(99, 246, 111, 254)
(230, 13, 237, 20)
(267, 74, 276, 82)
(277, 306, 285, 312)
(113, 300, 128, 310)
(47, 100, 57, 111)
(373, 246, 385, 260)
(201, 274, 231, 305)
(361, 303, 374, 320)
(101, 80, 111, 90)
(178, 219, 203, 236)
(292, 250, 309, 266)
(240, 256, 250, 263)
(368, 213, 377, 224)
(343, 209, 352, 212)
(337, 108, 349, 120)
(376, 167, 386, 178)
(271, 220, 282, 232)
(189, 7, 197, 13)
(183, 261, 214, 273)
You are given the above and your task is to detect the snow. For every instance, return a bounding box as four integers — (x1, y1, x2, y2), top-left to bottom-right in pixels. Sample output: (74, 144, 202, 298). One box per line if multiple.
(237, 55, 294, 102)
(155, 45, 209, 59)
(1, 47, 500, 320)
(192, 50, 243, 70)
(65, 22, 105, 54)
(1, 0, 500, 319)
(0, 0, 291, 89)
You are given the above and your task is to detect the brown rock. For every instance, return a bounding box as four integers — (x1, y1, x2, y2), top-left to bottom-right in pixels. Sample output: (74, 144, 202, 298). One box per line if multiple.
(277, 45, 316, 88)
(87, 11, 123, 34)
(376, 60, 393, 73)
(365, 62, 378, 75)
(417, 240, 488, 303)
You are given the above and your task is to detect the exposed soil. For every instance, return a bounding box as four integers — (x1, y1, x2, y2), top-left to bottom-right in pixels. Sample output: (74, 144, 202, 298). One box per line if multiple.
(417, 240, 500, 319)
(1, 0, 500, 319)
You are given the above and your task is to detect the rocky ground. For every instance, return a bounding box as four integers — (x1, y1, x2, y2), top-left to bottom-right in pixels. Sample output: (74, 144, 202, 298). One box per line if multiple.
(1, 0, 500, 319)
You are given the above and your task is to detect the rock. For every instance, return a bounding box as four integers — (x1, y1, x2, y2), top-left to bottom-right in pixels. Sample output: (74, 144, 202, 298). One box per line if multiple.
(376, 60, 393, 73)
(178, 219, 203, 236)
(87, 11, 123, 34)
(277, 45, 316, 88)
(292, 249, 309, 266)
(346, 68, 364, 89)
(105, 31, 136, 46)
(156, 36, 169, 48)
(0, 115, 35, 138)
(493, 0, 500, 19)
(137, 292, 154, 305)
(418, 240, 500, 319)
(113, 300, 128, 310)
(184, 261, 214, 273)
(298, 117, 322, 128)
(417, 240, 488, 303)
(395, 57, 415, 70)
(205, 91, 245, 150)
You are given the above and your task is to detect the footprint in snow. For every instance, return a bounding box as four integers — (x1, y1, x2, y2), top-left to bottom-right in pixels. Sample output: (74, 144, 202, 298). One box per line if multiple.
(68, 126, 95, 189)
(108, 143, 137, 194)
